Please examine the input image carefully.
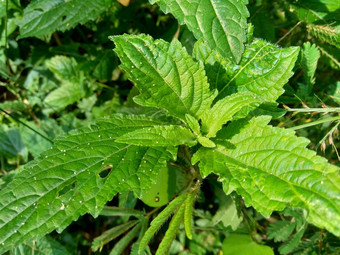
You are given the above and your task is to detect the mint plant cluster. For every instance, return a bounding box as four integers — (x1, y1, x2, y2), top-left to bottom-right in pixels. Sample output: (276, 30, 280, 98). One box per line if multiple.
(1, 0, 339, 254)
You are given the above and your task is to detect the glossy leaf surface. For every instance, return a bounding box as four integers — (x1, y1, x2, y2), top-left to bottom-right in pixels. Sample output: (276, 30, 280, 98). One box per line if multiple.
(0, 114, 176, 253)
(17, 0, 112, 39)
(193, 116, 340, 236)
(201, 92, 261, 138)
(111, 34, 215, 121)
(149, 0, 249, 63)
(193, 39, 299, 102)
(116, 125, 197, 147)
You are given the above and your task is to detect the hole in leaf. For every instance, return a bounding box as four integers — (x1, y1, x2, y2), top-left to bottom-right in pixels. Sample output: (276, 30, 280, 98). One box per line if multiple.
(58, 181, 77, 197)
(62, 15, 67, 22)
(99, 164, 113, 178)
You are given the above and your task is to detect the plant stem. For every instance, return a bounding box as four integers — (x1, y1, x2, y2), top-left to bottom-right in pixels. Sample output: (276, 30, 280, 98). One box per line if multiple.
(316, 121, 340, 150)
(0, 155, 4, 172)
(276, 21, 302, 44)
(318, 45, 340, 69)
(5, 0, 8, 49)
(145, 207, 160, 218)
(289, 116, 340, 131)
(52, 32, 62, 46)
(286, 108, 340, 113)
(0, 108, 54, 143)
(241, 205, 257, 234)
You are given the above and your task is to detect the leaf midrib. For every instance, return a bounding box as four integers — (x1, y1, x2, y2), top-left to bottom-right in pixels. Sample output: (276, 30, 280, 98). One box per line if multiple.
(217, 42, 270, 97)
(216, 148, 340, 214)
(0, 144, 131, 245)
(20, 0, 94, 36)
(127, 40, 191, 117)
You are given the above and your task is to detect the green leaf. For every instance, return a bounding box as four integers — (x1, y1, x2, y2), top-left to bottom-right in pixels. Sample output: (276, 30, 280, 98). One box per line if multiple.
(241, 102, 286, 120)
(99, 206, 144, 218)
(250, 7, 275, 43)
(44, 56, 86, 111)
(330, 81, 340, 105)
(0, 114, 176, 254)
(0, 0, 21, 19)
(292, 0, 340, 23)
(46, 56, 80, 82)
(178, 25, 197, 55)
(11, 235, 72, 255)
(294, 0, 339, 12)
(0, 126, 27, 159)
(0, 170, 17, 191)
(211, 194, 242, 231)
(116, 125, 197, 147)
(92, 220, 139, 252)
(20, 120, 57, 159)
(290, 232, 321, 255)
(222, 234, 274, 255)
(140, 165, 178, 207)
(197, 136, 216, 148)
(0, 100, 27, 112)
(0, 59, 10, 79)
(131, 242, 151, 255)
(93, 50, 118, 81)
(301, 42, 320, 91)
(193, 116, 340, 236)
(149, 0, 249, 63)
(291, 0, 340, 48)
(111, 34, 216, 121)
(193, 39, 300, 102)
(201, 92, 261, 138)
(17, 0, 112, 39)
(44, 83, 85, 111)
(292, 1, 340, 48)
(185, 114, 200, 135)
(267, 221, 296, 242)
(109, 222, 142, 255)
(279, 223, 307, 255)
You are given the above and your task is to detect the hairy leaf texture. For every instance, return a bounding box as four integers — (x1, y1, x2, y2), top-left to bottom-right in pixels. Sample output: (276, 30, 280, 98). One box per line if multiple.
(111, 34, 216, 121)
(138, 193, 187, 253)
(109, 221, 142, 255)
(156, 203, 185, 255)
(17, 0, 112, 39)
(0, 114, 176, 253)
(292, 0, 340, 49)
(201, 92, 261, 138)
(91, 220, 139, 252)
(149, 0, 249, 63)
(184, 192, 195, 240)
(193, 39, 299, 102)
(10, 236, 72, 255)
(307, 24, 340, 49)
(193, 116, 340, 236)
(116, 125, 197, 147)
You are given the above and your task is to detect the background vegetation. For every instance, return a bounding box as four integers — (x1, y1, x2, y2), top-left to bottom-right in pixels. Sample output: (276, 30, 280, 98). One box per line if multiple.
(0, 0, 339, 254)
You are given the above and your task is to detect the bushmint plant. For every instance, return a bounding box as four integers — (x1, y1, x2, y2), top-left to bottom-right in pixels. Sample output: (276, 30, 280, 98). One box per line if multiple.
(0, 0, 339, 254)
